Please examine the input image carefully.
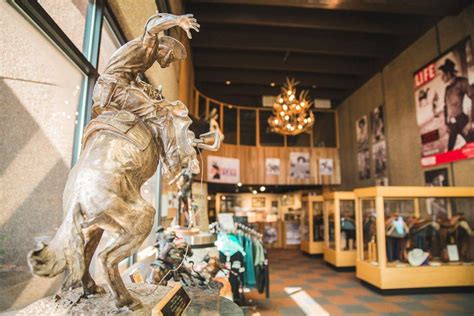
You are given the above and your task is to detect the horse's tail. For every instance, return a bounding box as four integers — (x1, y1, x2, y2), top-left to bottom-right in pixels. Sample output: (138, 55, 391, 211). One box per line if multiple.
(27, 203, 85, 290)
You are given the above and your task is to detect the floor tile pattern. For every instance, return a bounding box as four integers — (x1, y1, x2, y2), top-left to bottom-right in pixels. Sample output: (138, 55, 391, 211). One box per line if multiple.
(245, 249, 474, 315)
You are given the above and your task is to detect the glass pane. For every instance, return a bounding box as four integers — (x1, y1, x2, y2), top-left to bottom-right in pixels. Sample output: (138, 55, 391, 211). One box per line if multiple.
(287, 132, 311, 147)
(259, 110, 284, 146)
(326, 201, 335, 248)
(313, 111, 336, 147)
(98, 19, 121, 75)
(362, 199, 377, 263)
(1, 2, 84, 310)
(416, 197, 473, 264)
(384, 199, 414, 264)
(340, 200, 356, 251)
(313, 201, 324, 242)
(239, 109, 256, 146)
(198, 95, 206, 118)
(38, 0, 92, 52)
(301, 201, 309, 242)
(223, 105, 237, 144)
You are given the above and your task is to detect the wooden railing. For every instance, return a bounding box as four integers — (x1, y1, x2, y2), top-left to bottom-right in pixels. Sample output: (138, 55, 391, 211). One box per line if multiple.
(192, 89, 339, 149)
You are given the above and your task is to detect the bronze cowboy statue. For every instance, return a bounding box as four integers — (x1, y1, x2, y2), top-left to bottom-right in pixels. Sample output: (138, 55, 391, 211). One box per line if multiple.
(27, 13, 219, 311)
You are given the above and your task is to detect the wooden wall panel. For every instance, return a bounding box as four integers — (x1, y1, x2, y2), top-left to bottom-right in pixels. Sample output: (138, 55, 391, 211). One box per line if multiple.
(200, 144, 341, 185)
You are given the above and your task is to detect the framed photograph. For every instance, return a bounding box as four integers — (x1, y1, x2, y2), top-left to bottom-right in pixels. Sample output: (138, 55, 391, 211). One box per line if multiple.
(356, 115, 369, 148)
(207, 156, 240, 183)
(319, 158, 334, 176)
(265, 158, 280, 176)
(372, 140, 387, 178)
(424, 168, 449, 186)
(414, 37, 474, 167)
(357, 149, 371, 180)
(370, 105, 385, 143)
(289, 152, 310, 179)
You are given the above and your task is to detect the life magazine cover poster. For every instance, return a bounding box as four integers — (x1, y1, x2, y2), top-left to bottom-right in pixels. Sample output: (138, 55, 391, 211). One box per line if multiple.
(414, 37, 474, 167)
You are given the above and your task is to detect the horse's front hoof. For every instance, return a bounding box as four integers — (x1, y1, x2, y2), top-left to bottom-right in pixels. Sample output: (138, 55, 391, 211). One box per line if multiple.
(116, 297, 143, 311)
(85, 284, 107, 296)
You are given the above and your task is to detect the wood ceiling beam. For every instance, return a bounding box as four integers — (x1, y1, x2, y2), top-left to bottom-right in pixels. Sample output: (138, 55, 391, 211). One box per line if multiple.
(191, 25, 394, 58)
(187, 0, 469, 16)
(192, 49, 377, 75)
(198, 82, 348, 100)
(195, 68, 361, 90)
(189, 3, 435, 35)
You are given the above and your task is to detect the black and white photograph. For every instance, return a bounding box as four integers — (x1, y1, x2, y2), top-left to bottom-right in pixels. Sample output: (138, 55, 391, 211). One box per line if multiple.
(356, 115, 369, 148)
(372, 140, 387, 178)
(370, 105, 385, 143)
(265, 158, 280, 176)
(289, 152, 310, 179)
(319, 158, 334, 176)
(357, 149, 371, 180)
(424, 168, 449, 186)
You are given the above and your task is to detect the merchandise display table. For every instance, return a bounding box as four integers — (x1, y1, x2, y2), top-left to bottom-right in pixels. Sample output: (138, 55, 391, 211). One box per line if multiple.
(14, 283, 243, 315)
(323, 191, 357, 267)
(354, 186, 474, 289)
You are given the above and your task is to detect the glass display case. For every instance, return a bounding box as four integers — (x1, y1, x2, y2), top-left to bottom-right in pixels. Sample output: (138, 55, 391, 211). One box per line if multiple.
(300, 195, 324, 254)
(355, 186, 474, 289)
(323, 192, 357, 267)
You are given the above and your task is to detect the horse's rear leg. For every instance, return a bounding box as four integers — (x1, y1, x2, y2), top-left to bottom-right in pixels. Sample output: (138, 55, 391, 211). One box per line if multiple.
(99, 232, 147, 310)
(82, 227, 105, 296)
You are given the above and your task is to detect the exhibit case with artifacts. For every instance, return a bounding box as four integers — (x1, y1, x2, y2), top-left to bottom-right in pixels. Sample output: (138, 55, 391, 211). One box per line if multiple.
(355, 186, 474, 289)
(323, 191, 357, 267)
(300, 195, 325, 254)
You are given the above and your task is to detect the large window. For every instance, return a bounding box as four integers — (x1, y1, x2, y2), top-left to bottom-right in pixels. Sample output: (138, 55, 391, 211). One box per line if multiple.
(223, 105, 237, 144)
(313, 111, 337, 147)
(38, 0, 91, 52)
(240, 109, 257, 146)
(259, 109, 284, 146)
(0, 1, 151, 312)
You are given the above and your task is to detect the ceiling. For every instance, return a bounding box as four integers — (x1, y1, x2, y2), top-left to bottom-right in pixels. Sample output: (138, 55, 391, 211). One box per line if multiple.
(184, 0, 473, 108)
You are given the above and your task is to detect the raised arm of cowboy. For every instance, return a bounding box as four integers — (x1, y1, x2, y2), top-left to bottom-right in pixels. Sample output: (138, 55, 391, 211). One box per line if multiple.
(144, 13, 200, 42)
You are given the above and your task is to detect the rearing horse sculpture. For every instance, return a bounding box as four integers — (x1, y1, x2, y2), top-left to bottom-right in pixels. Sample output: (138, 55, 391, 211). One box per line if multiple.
(27, 13, 217, 311)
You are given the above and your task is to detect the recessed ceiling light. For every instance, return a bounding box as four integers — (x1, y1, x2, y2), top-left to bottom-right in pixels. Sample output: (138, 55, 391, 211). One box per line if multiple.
(260, 186, 266, 192)
(252, 190, 258, 195)
(225, 80, 231, 85)
(270, 82, 275, 87)
(237, 182, 242, 187)
(312, 84, 317, 88)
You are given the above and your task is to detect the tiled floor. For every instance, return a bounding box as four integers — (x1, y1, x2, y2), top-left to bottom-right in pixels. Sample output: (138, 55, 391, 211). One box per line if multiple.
(245, 249, 474, 315)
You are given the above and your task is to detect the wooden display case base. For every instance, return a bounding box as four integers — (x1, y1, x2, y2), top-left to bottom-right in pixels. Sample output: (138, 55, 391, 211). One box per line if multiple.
(324, 246, 356, 267)
(301, 241, 323, 254)
(356, 260, 474, 289)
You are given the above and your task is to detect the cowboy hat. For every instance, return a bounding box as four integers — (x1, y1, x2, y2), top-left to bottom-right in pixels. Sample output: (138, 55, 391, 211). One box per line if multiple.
(158, 35, 187, 60)
(438, 58, 457, 73)
(408, 248, 429, 266)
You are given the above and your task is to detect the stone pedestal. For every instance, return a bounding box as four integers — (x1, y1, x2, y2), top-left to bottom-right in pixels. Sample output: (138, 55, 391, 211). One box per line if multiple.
(14, 283, 243, 315)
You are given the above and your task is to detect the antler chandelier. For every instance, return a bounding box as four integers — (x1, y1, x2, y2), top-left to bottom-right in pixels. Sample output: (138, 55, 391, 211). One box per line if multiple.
(268, 78, 314, 136)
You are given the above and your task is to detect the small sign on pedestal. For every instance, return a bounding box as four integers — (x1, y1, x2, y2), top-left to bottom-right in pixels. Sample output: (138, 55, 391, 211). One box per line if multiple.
(153, 284, 191, 316)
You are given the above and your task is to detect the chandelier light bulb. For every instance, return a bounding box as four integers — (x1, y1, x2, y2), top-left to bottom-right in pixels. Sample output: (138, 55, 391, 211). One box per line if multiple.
(268, 78, 314, 136)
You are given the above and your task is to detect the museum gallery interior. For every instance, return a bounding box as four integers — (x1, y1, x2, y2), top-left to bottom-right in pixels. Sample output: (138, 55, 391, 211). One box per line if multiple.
(1, 0, 474, 315)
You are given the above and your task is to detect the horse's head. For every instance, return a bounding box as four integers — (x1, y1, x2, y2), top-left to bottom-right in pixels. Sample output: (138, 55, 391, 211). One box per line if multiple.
(156, 100, 220, 178)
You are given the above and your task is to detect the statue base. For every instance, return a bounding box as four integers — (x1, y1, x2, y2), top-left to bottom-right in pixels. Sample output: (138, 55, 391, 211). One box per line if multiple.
(15, 283, 242, 315)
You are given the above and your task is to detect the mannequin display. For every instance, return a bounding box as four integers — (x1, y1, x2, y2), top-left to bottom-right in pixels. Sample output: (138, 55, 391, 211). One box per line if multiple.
(385, 214, 409, 262)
